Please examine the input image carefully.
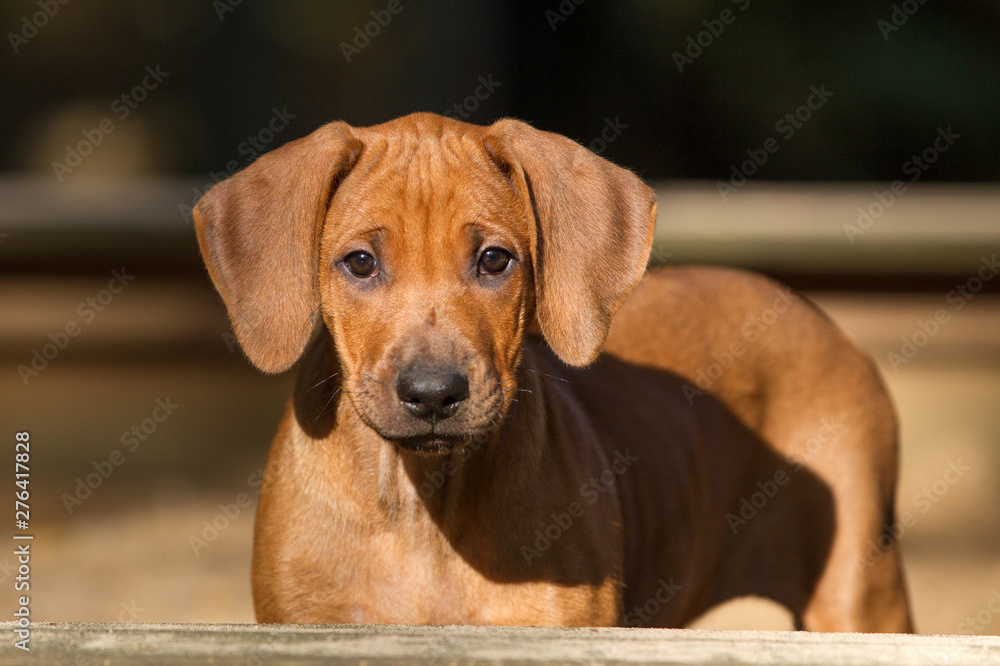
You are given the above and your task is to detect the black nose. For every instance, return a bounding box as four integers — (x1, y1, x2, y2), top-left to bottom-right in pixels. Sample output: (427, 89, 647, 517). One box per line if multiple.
(396, 365, 470, 421)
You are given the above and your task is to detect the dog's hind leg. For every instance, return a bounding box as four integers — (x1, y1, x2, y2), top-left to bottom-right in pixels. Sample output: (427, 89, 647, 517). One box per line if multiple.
(796, 477, 914, 633)
(791, 378, 915, 633)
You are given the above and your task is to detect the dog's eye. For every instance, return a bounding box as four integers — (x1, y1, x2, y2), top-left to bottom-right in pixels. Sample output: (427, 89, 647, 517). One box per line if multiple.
(344, 251, 378, 278)
(478, 247, 511, 275)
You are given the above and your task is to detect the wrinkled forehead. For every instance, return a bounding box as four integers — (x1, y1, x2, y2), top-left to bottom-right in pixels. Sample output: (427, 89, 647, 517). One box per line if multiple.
(325, 130, 526, 244)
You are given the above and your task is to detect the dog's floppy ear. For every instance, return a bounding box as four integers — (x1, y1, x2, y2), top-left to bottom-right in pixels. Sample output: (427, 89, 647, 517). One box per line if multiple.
(484, 118, 657, 367)
(194, 122, 363, 373)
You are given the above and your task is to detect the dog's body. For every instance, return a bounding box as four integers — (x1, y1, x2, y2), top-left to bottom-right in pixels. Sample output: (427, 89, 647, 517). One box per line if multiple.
(195, 113, 912, 631)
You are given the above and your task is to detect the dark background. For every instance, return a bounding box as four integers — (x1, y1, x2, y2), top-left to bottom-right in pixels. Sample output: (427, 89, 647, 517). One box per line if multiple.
(3, 0, 999, 182)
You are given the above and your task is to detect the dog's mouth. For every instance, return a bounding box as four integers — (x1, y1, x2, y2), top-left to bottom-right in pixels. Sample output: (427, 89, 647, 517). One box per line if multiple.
(389, 433, 483, 456)
(350, 398, 497, 456)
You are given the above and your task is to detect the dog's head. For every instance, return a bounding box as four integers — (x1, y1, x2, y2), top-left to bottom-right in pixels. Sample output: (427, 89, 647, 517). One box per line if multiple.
(194, 113, 655, 453)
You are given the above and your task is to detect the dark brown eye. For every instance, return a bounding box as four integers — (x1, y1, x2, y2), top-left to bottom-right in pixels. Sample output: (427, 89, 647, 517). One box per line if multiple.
(344, 251, 378, 278)
(478, 247, 511, 275)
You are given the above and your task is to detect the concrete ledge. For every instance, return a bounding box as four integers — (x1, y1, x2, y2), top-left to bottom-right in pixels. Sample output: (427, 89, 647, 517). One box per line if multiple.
(2, 623, 999, 665)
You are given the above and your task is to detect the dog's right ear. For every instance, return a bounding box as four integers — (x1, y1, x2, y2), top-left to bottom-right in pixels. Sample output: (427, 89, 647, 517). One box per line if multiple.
(194, 122, 363, 374)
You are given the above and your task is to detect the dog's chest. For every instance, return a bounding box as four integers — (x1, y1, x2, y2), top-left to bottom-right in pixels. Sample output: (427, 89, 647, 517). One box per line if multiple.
(360, 548, 489, 623)
(268, 428, 621, 625)
(315, 521, 613, 626)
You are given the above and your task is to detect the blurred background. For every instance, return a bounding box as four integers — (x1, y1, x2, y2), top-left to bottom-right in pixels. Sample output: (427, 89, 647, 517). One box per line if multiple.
(1, 0, 998, 633)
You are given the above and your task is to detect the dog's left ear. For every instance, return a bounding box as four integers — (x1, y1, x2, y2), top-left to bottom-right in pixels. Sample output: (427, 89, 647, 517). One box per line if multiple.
(484, 119, 657, 367)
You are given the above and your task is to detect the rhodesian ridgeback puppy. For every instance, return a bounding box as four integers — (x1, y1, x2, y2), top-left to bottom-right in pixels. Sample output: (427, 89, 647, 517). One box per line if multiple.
(194, 112, 913, 631)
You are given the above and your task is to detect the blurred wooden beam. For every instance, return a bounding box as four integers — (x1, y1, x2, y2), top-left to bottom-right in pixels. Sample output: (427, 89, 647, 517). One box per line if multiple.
(1, 176, 998, 282)
(653, 181, 1000, 275)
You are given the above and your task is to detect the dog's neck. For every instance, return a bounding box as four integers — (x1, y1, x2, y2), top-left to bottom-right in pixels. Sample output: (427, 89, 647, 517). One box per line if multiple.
(369, 356, 550, 527)
(303, 342, 552, 532)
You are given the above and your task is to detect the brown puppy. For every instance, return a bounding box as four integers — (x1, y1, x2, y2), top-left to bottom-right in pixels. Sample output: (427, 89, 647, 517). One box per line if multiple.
(194, 113, 913, 631)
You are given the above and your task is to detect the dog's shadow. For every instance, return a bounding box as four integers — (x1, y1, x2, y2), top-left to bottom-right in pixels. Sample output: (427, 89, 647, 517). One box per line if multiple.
(293, 336, 836, 628)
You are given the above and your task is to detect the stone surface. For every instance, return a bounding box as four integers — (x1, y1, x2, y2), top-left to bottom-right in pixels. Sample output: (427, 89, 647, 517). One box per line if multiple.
(2, 622, 1000, 665)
